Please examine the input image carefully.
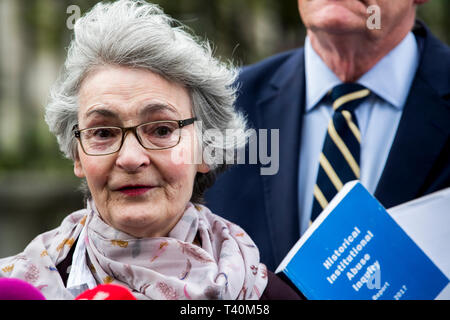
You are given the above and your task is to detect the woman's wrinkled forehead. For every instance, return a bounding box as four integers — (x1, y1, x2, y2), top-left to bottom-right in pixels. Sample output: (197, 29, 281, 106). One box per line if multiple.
(77, 66, 193, 124)
(81, 101, 181, 122)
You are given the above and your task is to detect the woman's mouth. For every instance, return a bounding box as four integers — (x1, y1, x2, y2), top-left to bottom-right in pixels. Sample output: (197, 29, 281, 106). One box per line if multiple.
(117, 185, 153, 196)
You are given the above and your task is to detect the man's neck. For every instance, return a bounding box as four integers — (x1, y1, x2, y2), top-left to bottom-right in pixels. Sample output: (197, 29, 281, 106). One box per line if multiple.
(307, 20, 414, 82)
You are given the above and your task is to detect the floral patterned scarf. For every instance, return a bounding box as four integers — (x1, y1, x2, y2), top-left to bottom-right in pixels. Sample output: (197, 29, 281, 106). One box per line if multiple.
(0, 200, 268, 300)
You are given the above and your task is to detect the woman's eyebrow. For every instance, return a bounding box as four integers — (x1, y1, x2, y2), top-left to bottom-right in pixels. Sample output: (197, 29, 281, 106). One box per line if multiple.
(83, 102, 180, 120)
(84, 107, 119, 120)
(139, 103, 180, 118)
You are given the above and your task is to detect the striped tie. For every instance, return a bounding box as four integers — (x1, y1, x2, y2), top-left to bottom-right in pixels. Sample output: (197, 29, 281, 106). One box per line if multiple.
(310, 83, 371, 222)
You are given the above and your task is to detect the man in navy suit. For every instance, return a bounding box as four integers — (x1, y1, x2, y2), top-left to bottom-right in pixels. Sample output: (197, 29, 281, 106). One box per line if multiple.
(205, 0, 450, 271)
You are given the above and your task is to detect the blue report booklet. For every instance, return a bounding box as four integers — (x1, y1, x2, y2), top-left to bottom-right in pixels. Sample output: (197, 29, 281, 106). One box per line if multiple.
(275, 181, 449, 300)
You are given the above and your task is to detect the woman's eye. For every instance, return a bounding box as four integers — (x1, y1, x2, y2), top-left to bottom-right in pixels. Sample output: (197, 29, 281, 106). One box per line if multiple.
(154, 126, 172, 137)
(140, 122, 178, 141)
(92, 128, 116, 139)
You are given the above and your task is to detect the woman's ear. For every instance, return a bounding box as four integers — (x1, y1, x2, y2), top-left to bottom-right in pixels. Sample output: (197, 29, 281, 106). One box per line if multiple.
(74, 157, 85, 178)
(197, 161, 210, 174)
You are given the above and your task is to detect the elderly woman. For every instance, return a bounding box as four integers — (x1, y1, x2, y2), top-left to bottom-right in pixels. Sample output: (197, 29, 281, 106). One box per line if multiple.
(0, 0, 300, 300)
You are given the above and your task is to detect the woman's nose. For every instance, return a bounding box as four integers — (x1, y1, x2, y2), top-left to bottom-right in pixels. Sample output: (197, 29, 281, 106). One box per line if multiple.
(115, 132, 150, 172)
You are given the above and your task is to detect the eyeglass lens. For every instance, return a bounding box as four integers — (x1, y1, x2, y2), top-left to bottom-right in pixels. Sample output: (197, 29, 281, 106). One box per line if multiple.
(80, 121, 181, 155)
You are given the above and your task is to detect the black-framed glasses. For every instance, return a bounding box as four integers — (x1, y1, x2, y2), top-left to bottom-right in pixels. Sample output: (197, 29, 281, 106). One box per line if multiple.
(73, 118, 196, 156)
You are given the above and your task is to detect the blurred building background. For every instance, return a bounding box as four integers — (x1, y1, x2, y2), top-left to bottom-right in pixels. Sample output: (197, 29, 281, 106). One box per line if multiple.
(0, 0, 449, 257)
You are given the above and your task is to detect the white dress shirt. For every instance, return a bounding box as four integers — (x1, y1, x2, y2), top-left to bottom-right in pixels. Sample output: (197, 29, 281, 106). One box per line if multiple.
(298, 33, 420, 234)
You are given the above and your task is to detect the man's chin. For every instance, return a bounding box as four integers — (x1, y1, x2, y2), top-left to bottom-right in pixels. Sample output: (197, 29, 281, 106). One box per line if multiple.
(310, 17, 367, 36)
(306, 3, 367, 33)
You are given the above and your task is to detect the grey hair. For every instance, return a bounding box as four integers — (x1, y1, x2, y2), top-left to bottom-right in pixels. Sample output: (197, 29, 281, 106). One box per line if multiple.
(45, 0, 248, 203)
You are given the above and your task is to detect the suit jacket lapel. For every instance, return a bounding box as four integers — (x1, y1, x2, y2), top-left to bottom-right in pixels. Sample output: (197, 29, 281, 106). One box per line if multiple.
(375, 24, 450, 208)
(374, 76, 449, 208)
(254, 49, 306, 263)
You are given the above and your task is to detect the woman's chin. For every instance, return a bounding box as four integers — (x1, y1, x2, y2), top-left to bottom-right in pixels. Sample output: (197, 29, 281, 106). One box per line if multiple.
(106, 201, 177, 238)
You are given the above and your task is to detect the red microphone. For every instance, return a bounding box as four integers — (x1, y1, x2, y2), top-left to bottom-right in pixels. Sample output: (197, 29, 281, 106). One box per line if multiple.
(0, 278, 46, 300)
(75, 284, 136, 300)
